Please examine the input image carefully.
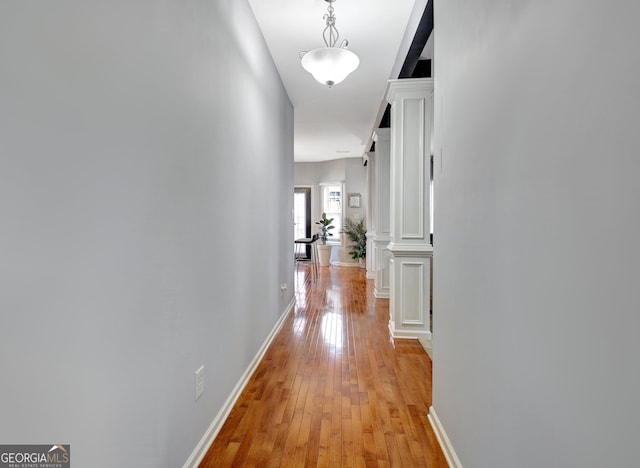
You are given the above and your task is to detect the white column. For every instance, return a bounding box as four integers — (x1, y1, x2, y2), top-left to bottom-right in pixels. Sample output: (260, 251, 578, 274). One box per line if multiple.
(385, 78, 433, 342)
(365, 152, 376, 279)
(372, 128, 391, 299)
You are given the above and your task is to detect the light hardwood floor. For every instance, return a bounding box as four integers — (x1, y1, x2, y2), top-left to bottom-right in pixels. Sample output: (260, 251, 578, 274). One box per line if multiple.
(200, 264, 446, 467)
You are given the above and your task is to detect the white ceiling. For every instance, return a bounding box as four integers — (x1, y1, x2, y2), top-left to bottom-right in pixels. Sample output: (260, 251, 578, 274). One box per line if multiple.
(247, 0, 420, 162)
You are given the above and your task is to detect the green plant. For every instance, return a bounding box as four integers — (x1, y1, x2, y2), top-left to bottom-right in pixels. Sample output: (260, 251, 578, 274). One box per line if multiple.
(316, 212, 335, 245)
(343, 217, 366, 260)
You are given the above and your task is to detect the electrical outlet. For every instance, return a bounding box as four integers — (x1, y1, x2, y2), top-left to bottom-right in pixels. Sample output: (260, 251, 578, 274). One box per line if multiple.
(195, 365, 204, 401)
(280, 282, 288, 296)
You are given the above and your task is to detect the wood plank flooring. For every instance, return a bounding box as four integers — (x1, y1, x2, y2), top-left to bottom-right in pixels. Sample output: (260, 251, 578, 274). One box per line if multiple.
(200, 265, 446, 467)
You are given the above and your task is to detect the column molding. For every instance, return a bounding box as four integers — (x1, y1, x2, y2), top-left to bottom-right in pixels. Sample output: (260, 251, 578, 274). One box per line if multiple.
(373, 235, 391, 299)
(385, 78, 434, 341)
(365, 152, 376, 279)
(372, 128, 391, 298)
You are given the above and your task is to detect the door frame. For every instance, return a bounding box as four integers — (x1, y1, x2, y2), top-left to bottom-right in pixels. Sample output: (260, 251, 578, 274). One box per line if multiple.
(294, 186, 313, 258)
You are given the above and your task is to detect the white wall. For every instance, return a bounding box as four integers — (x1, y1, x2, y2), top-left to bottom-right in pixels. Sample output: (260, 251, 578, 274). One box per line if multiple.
(433, 1, 640, 467)
(0, 1, 294, 467)
(344, 158, 367, 223)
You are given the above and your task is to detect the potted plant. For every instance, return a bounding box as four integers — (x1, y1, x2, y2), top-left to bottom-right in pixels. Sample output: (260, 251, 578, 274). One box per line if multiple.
(343, 217, 367, 268)
(315, 212, 335, 266)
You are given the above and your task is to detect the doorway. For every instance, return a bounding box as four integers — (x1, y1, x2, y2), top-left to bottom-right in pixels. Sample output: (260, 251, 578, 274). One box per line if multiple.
(294, 187, 312, 259)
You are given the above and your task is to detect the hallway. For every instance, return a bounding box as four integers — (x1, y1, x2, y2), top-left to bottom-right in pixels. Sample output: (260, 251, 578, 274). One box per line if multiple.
(201, 265, 446, 467)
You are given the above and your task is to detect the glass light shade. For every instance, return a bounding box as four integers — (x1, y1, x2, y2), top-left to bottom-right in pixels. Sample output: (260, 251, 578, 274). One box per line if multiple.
(301, 47, 359, 87)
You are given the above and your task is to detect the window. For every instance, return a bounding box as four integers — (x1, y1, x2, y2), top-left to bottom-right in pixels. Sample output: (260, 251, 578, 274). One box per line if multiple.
(321, 182, 343, 245)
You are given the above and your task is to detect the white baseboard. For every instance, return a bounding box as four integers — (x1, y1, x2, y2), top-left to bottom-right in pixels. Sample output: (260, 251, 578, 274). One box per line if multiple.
(427, 406, 463, 468)
(374, 288, 389, 299)
(183, 298, 295, 468)
(332, 261, 361, 268)
(417, 336, 433, 359)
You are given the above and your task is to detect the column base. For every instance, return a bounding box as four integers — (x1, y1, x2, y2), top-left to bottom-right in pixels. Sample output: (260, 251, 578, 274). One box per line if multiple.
(388, 320, 432, 342)
(388, 247, 432, 343)
(374, 288, 390, 299)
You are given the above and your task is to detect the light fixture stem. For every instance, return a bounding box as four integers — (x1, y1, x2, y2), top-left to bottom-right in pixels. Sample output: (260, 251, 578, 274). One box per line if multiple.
(322, 0, 339, 48)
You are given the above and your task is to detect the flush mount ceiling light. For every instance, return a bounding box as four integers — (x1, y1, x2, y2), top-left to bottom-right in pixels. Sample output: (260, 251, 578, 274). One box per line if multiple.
(300, 0, 360, 88)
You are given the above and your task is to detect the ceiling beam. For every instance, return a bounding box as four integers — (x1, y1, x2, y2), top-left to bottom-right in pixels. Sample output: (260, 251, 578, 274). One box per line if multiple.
(398, 0, 433, 79)
(369, 0, 434, 150)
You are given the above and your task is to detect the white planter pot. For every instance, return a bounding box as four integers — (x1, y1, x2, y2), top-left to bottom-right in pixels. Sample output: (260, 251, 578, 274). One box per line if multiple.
(317, 244, 332, 266)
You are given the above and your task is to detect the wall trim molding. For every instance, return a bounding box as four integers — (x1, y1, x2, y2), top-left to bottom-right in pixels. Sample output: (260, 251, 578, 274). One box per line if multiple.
(373, 235, 391, 244)
(387, 242, 433, 256)
(183, 298, 295, 468)
(385, 77, 434, 104)
(399, 261, 425, 326)
(428, 406, 464, 468)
